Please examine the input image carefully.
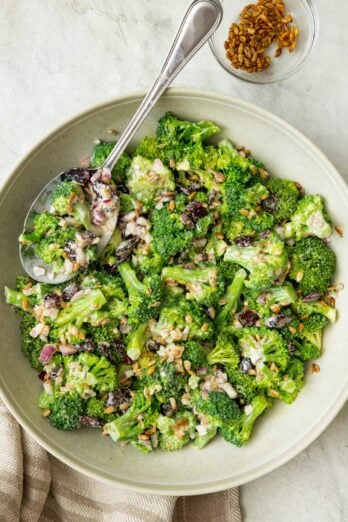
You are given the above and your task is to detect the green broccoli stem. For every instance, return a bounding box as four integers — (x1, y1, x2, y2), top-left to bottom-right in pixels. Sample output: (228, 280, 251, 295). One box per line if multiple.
(104, 392, 151, 441)
(4, 287, 29, 309)
(118, 261, 145, 296)
(127, 323, 149, 361)
(161, 266, 216, 285)
(217, 269, 247, 324)
(239, 393, 269, 439)
(55, 289, 106, 327)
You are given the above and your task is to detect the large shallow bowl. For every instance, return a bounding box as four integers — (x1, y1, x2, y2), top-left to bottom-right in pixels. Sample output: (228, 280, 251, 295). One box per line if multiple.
(0, 89, 347, 495)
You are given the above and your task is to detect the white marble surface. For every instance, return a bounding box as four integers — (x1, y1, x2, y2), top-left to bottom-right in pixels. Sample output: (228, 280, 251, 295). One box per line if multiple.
(0, 0, 347, 520)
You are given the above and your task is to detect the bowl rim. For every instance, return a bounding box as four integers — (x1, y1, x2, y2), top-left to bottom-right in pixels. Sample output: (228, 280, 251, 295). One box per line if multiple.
(0, 88, 347, 495)
(209, 0, 320, 84)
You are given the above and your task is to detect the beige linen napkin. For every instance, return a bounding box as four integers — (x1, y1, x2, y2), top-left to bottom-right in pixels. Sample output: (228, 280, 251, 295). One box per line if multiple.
(0, 398, 241, 522)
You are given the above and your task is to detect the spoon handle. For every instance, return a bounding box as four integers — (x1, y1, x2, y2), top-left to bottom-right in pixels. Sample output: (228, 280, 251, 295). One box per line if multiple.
(103, 0, 222, 171)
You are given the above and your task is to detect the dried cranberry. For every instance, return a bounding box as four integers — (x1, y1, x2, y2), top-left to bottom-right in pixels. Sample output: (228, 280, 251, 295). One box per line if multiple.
(38, 371, 46, 381)
(261, 195, 278, 214)
(238, 309, 259, 326)
(80, 416, 102, 428)
(43, 293, 61, 309)
(234, 235, 254, 247)
(302, 292, 322, 303)
(160, 403, 175, 417)
(62, 283, 79, 301)
(239, 358, 252, 374)
(76, 340, 95, 353)
(64, 240, 77, 260)
(63, 168, 91, 185)
(112, 339, 133, 365)
(266, 315, 293, 329)
(106, 388, 131, 408)
(114, 237, 139, 264)
(184, 202, 208, 223)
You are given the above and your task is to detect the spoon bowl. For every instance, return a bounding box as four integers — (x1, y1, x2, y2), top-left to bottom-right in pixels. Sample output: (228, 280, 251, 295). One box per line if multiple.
(19, 168, 119, 284)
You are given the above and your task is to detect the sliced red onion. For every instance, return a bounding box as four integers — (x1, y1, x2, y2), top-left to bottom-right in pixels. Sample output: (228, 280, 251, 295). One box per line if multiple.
(39, 344, 56, 364)
(59, 344, 78, 356)
(197, 367, 207, 376)
(101, 168, 112, 182)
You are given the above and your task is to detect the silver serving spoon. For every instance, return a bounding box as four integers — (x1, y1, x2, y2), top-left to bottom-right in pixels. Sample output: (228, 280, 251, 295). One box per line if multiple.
(20, 0, 222, 284)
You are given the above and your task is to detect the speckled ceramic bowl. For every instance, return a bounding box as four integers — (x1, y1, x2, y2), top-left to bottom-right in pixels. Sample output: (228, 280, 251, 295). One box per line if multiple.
(0, 89, 347, 495)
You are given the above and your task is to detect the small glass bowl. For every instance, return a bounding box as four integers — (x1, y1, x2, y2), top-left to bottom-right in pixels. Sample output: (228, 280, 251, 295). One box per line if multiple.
(210, 0, 319, 84)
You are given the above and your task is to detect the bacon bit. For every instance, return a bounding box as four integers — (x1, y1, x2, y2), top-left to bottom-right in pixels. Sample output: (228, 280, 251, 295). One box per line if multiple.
(311, 363, 321, 374)
(335, 225, 344, 237)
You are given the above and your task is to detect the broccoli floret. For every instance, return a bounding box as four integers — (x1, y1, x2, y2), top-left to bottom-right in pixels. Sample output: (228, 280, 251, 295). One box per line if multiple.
(156, 112, 220, 165)
(151, 205, 193, 261)
(65, 353, 117, 397)
(301, 314, 329, 351)
(82, 270, 126, 301)
(192, 423, 218, 449)
(161, 266, 223, 306)
(132, 245, 165, 276)
(289, 237, 336, 296)
(103, 390, 156, 442)
(134, 136, 161, 159)
(225, 218, 255, 242)
(207, 333, 240, 369)
(244, 283, 297, 319)
(135, 360, 186, 404)
(219, 393, 270, 447)
(217, 260, 240, 285)
(237, 327, 290, 371)
(192, 390, 241, 427)
(278, 358, 305, 404)
(293, 298, 337, 324)
(157, 411, 197, 451)
(183, 341, 207, 370)
(217, 269, 247, 326)
(19, 313, 44, 370)
(90, 141, 131, 183)
(264, 178, 300, 223)
(48, 393, 86, 431)
(283, 195, 332, 240)
(19, 213, 61, 244)
(55, 288, 107, 328)
(126, 156, 175, 208)
(118, 261, 163, 326)
(151, 296, 214, 342)
(224, 232, 288, 291)
(86, 397, 106, 419)
(227, 369, 258, 404)
(51, 180, 93, 231)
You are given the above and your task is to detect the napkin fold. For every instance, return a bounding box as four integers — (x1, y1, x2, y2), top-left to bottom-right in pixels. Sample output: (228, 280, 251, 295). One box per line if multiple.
(0, 398, 241, 522)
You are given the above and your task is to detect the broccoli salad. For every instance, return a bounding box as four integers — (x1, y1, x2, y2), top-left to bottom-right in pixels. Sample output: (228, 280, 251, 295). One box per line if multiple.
(5, 113, 339, 453)
(19, 167, 119, 279)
